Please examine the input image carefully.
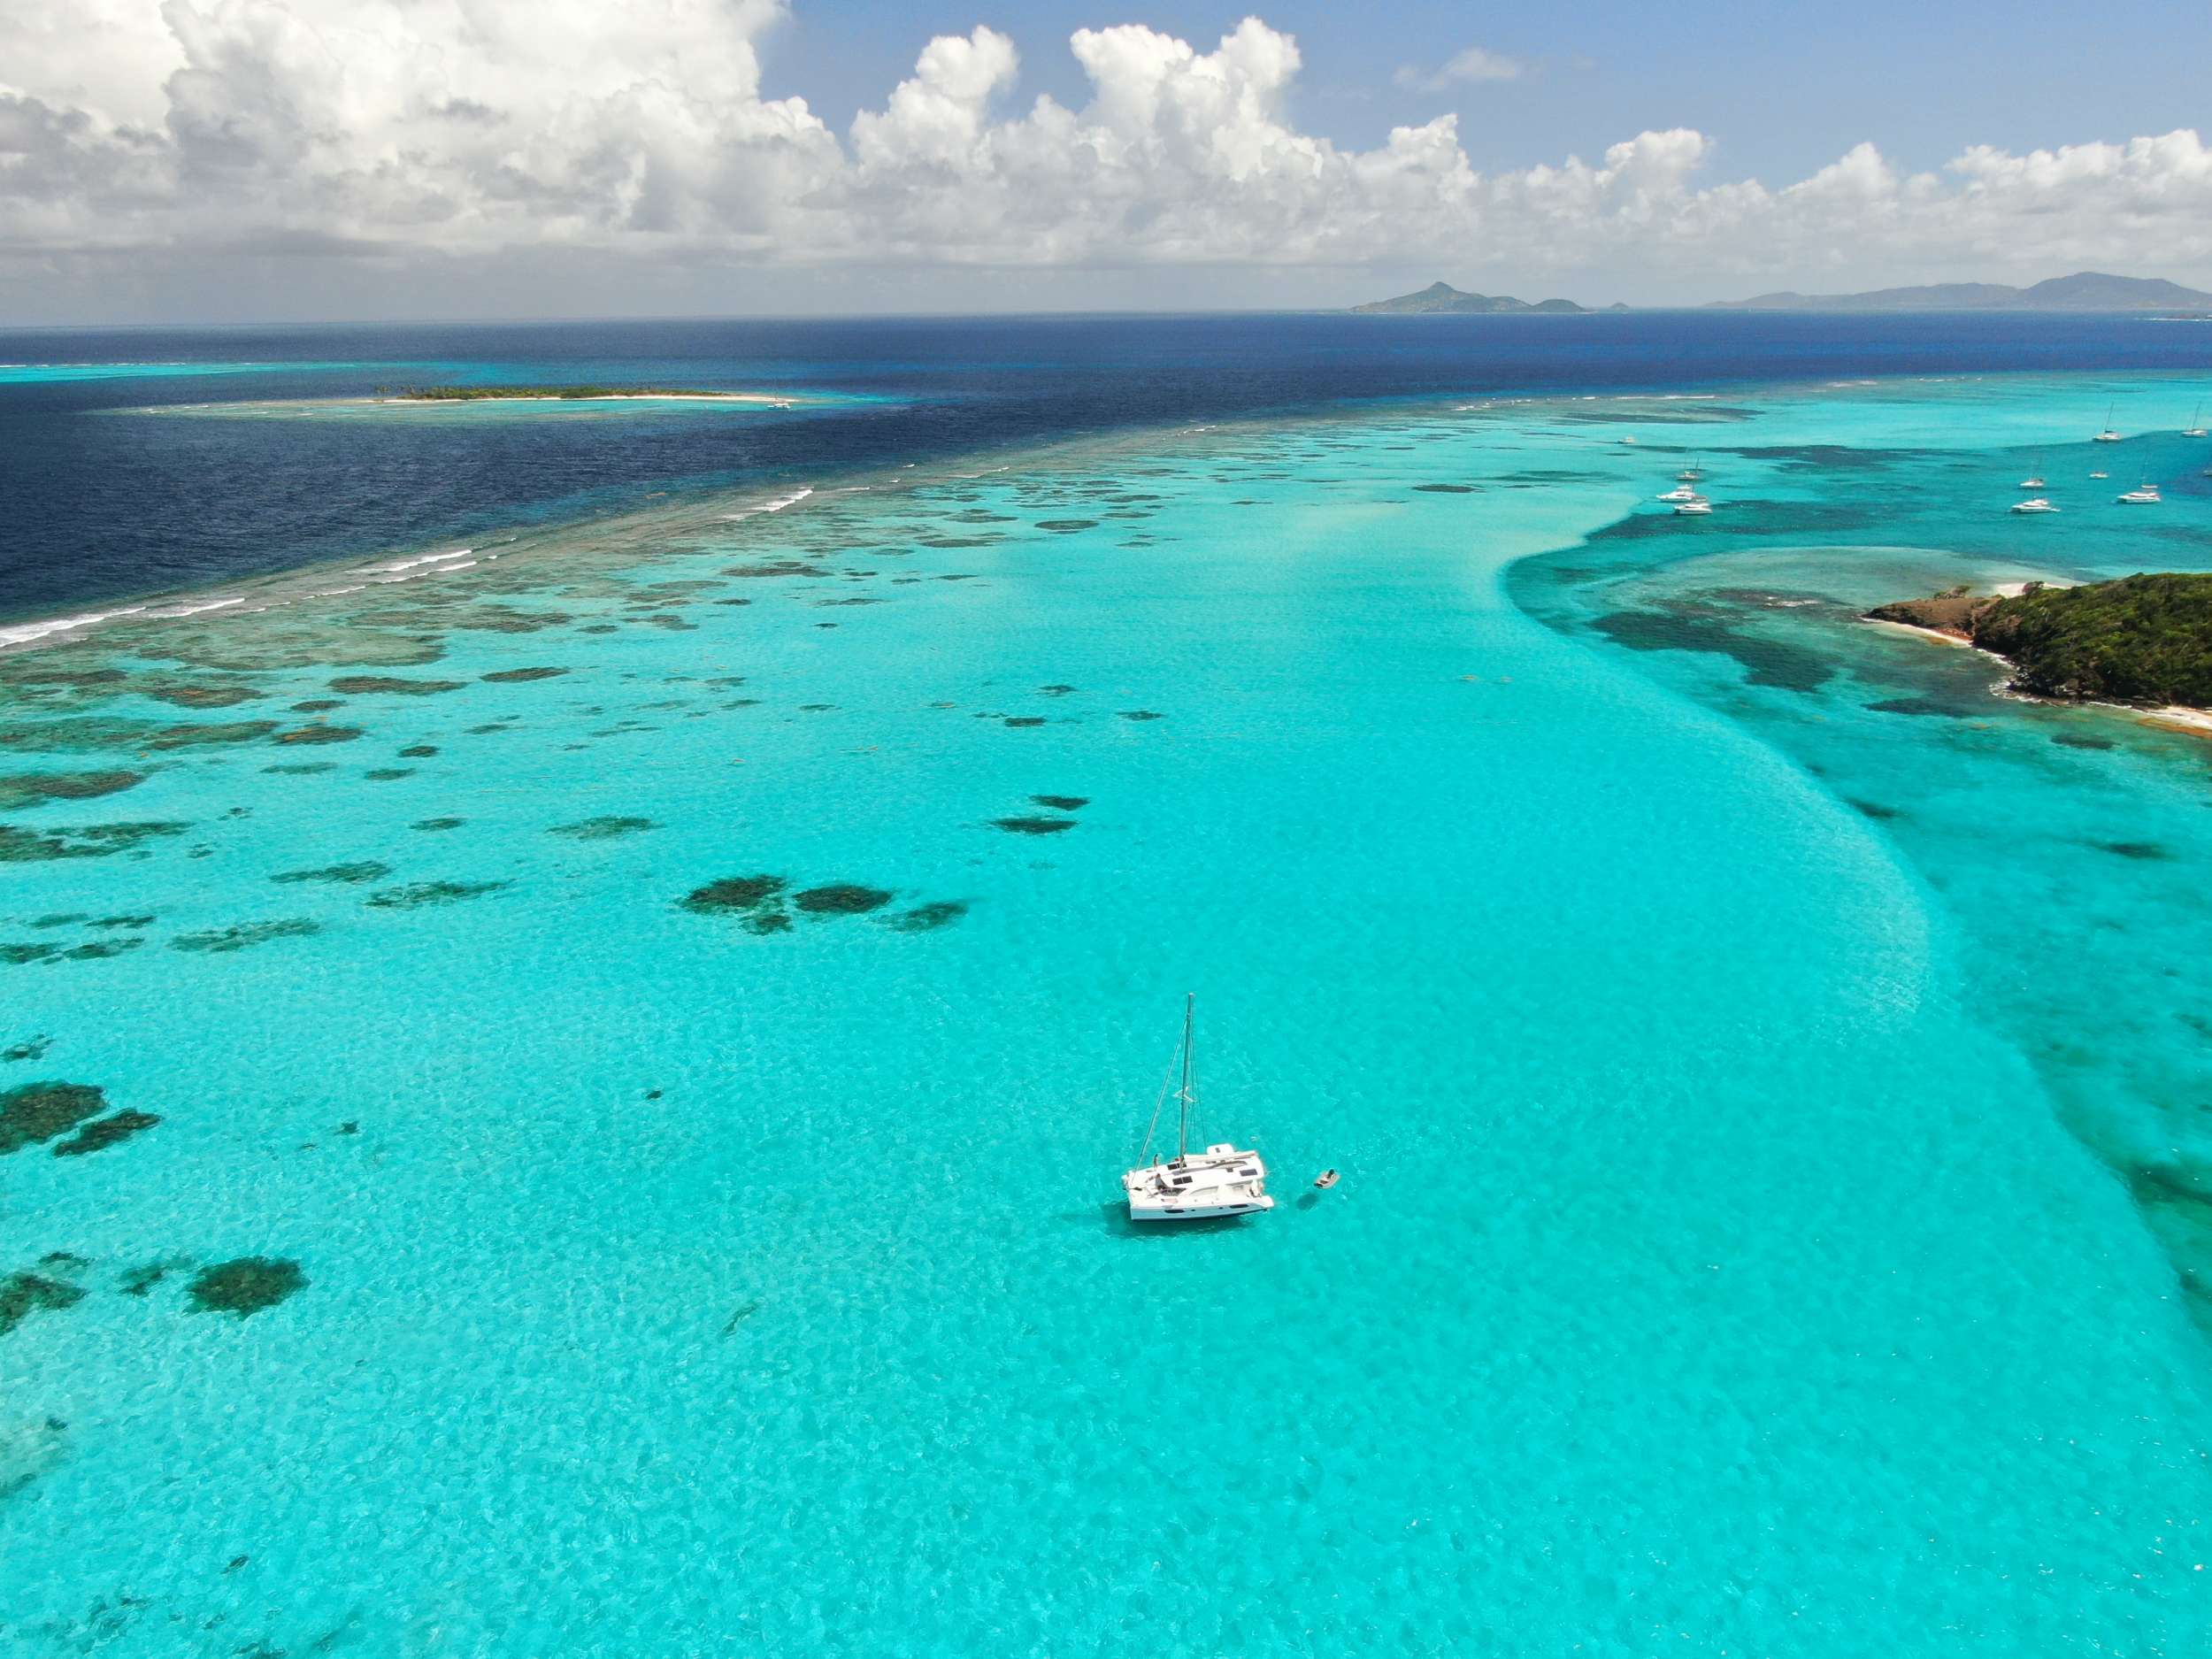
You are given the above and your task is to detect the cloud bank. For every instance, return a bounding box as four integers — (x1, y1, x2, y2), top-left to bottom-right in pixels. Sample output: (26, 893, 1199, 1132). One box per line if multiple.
(4, 2, 2211, 313)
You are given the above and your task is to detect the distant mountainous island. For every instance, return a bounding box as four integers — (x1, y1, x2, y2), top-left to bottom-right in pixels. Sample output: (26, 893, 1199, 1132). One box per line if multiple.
(1352, 281, 1600, 316)
(1710, 271, 2212, 313)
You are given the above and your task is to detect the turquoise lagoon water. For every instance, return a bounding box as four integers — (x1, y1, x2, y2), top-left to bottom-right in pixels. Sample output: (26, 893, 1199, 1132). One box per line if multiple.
(4, 376, 2212, 1655)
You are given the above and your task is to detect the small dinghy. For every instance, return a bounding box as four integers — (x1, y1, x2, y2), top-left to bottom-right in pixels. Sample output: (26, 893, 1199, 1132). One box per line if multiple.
(1122, 995, 1272, 1222)
(1313, 1170, 1340, 1190)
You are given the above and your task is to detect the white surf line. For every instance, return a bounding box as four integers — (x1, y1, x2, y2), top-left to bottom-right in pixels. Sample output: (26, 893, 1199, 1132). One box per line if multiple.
(0, 605, 149, 649)
(359, 546, 476, 574)
(719, 486, 815, 520)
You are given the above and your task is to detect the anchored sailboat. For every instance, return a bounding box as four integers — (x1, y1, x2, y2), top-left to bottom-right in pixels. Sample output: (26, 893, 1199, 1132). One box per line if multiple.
(2093, 403, 2122, 442)
(2186, 404, 2208, 439)
(1122, 995, 1273, 1222)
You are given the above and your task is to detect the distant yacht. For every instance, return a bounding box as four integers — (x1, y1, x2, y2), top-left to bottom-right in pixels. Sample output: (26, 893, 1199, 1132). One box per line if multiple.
(1122, 995, 1273, 1223)
(2019, 457, 2047, 488)
(2010, 497, 2059, 514)
(1677, 460, 1702, 481)
(2186, 404, 2208, 438)
(1658, 483, 1701, 502)
(1673, 495, 1713, 515)
(2089, 469, 2109, 480)
(2117, 483, 2162, 504)
(2093, 403, 2122, 442)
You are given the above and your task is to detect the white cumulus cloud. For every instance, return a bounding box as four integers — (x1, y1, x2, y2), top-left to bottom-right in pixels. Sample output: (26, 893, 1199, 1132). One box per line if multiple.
(1394, 46, 1526, 91)
(3, 4, 2210, 311)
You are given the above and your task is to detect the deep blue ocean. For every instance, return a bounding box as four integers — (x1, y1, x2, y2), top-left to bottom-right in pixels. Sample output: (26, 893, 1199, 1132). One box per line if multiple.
(10, 311, 2212, 620)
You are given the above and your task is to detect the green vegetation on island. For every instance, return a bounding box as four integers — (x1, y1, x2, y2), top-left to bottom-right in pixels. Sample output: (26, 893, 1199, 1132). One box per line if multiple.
(1868, 572, 2212, 707)
(379, 384, 749, 402)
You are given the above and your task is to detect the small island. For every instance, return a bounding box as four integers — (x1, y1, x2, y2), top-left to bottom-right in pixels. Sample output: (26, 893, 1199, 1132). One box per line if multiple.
(1351, 281, 1596, 315)
(1867, 572, 2212, 728)
(377, 384, 795, 404)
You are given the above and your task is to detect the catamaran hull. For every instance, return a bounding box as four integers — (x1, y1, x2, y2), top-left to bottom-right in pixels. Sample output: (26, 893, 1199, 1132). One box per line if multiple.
(1126, 1196, 1275, 1222)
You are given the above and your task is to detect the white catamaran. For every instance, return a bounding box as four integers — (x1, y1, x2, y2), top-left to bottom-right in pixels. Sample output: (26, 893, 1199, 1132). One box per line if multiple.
(1122, 995, 1273, 1222)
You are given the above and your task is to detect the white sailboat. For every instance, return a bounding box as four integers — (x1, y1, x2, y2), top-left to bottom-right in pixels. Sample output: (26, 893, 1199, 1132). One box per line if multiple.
(2094, 403, 2122, 442)
(2019, 456, 2047, 488)
(1657, 483, 1700, 502)
(1122, 995, 1273, 1222)
(2010, 497, 2059, 514)
(1672, 495, 1713, 515)
(1677, 459, 1702, 481)
(2185, 404, 2208, 438)
(2117, 483, 2162, 504)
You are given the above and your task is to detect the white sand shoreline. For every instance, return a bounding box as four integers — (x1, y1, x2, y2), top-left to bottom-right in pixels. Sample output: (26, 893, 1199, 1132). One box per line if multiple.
(1864, 616, 2212, 738)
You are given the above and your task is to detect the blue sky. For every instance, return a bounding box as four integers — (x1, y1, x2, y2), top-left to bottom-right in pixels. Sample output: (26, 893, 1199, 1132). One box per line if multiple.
(784, 1, 2212, 182)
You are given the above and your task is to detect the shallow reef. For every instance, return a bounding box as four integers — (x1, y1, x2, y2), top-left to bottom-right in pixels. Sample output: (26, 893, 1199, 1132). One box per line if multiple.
(328, 676, 467, 696)
(411, 817, 465, 832)
(793, 885, 894, 915)
(1118, 710, 1164, 721)
(0, 819, 188, 863)
(682, 875, 787, 914)
(887, 901, 968, 933)
(993, 817, 1076, 835)
(1, 1081, 109, 1155)
(480, 666, 569, 683)
(272, 725, 366, 745)
(1031, 795, 1089, 811)
(550, 816, 657, 840)
(0, 771, 145, 809)
(365, 879, 510, 909)
(170, 918, 320, 953)
(1, 1270, 86, 1336)
(273, 861, 391, 885)
(53, 1109, 160, 1157)
(187, 1256, 306, 1317)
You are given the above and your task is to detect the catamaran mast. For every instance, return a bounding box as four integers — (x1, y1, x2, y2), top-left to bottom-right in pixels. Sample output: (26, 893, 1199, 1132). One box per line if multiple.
(1178, 992, 1194, 1161)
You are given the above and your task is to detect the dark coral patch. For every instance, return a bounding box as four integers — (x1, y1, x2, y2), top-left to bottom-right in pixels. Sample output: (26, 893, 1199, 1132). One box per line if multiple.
(1, 1271, 85, 1336)
(411, 817, 465, 832)
(145, 682, 261, 710)
(273, 725, 365, 745)
(481, 666, 569, 683)
(0, 820, 188, 863)
(1003, 717, 1046, 728)
(0, 771, 145, 809)
(2096, 840, 2169, 861)
(171, 918, 319, 953)
(744, 909, 793, 935)
(995, 817, 1076, 835)
(550, 816, 657, 841)
(2051, 733, 2116, 750)
(330, 677, 465, 696)
(1035, 519, 1100, 532)
(366, 880, 509, 909)
(724, 560, 828, 579)
(1864, 696, 1970, 718)
(3, 1036, 52, 1064)
(363, 768, 414, 781)
(1412, 483, 1479, 493)
(682, 875, 787, 914)
(398, 744, 440, 758)
(120, 1258, 190, 1296)
(291, 700, 344, 713)
(1031, 795, 1089, 811)
(1118, 710, 1164, 721)
(273, 861, 390, 885)
(187, 1257, 306, 1317)
(1, 1081, 107, 1155)
(262, 762, 337, 775)
(141, 720, 282, 750)
(887, 901, 968, 933)
(53, 1110, 160, 1157)
(1847, 799, 1902, 820)
(793, 884, 894, 915)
